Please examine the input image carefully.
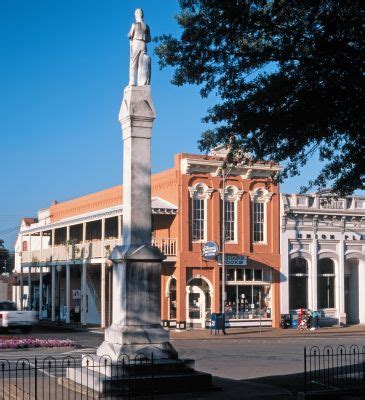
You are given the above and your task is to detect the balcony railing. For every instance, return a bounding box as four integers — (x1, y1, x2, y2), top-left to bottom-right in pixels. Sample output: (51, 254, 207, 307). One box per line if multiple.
(152, 237, 177, 256)
(21, 237, 177, 264)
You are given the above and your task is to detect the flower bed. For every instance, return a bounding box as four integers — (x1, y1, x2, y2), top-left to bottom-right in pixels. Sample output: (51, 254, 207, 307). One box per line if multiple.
(0, 337, 77, 349)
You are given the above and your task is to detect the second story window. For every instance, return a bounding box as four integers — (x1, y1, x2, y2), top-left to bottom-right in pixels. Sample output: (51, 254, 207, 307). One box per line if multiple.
(250, 188, 273, 244)
(192, 197, 205, 241)
(253, 202, 264, 242)
(220, 185, 243, 243)
(225, 200, 235, 241)
(189, 183, 214, 242)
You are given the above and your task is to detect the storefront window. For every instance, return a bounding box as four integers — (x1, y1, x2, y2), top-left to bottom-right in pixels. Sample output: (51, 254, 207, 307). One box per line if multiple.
(317, 258, 335, 309)
(245, 269, 253, 281)
(254, 269, 263, 281)
(236, 269, 244, 281)
(289, 257, 308, 310)
(225, 284, 271, 319)
(226, 269, 235, 281)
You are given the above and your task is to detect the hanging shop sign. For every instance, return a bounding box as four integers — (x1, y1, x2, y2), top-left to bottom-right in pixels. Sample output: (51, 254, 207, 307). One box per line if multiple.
(201, 241, 219, 260)
(217, 254, 248, 266)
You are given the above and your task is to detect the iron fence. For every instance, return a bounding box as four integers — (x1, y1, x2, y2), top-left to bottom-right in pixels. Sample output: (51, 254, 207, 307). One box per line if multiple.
(0, 353, 155, 399)
(304, 344, 365, 393)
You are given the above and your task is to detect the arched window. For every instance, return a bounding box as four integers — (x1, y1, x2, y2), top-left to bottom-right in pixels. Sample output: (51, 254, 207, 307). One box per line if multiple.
(317, 259, 335, 309)
(22, 241, 28, 251)
(289, 258, 308, 309)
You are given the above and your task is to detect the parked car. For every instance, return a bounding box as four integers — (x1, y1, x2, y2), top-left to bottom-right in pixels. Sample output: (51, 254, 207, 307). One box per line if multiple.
(0, 301, 36, 333)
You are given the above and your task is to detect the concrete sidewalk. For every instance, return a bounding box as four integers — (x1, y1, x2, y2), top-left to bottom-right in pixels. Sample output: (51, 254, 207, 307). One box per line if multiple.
(170, 324, 365, 340)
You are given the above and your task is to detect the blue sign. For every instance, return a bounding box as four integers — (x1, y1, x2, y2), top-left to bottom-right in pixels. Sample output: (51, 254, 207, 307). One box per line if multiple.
(217, 254, 247, 266)
(202, 241, 219, 260)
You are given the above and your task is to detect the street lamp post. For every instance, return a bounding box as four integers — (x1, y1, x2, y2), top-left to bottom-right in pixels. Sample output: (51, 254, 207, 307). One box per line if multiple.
(221, 166, 232, 315)
(56, 265, 62, 324)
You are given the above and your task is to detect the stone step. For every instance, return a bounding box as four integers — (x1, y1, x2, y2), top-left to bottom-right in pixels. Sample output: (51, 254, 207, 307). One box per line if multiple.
(66, 366, 214, 395)
(81, 353, 195, 377)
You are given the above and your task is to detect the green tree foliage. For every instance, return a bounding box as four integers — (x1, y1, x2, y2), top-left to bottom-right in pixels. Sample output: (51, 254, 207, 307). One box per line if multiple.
(155, 0, 364, 195)
(0, 240, 14, 274)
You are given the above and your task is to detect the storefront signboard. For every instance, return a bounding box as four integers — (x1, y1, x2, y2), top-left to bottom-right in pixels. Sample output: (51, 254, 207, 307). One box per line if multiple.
(202, 241, 219, 260)
(217, 254, 248, 266)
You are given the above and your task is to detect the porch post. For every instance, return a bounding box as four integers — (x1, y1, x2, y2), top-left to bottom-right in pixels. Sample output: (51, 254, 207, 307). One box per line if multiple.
(311, 237, 318, 311)
(81, 261, 87, 326)
(101, 261, 106, 328)
(39, 266, 43, 319)
(20, 266, 24, 310)
(28, 266, 32, 310)
(51, 266, 56, 321)
(338, 237, 346, 325)
(117, 215, 122, 243)
(66, 264, 71, 324)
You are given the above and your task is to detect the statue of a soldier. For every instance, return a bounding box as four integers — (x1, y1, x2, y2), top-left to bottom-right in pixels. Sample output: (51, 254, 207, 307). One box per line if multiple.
(128, 8, 151, 86)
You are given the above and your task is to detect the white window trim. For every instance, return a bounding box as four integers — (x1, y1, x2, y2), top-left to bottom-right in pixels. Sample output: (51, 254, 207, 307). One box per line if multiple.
(189, 183, 214, 243)
(219, 186, 244, 244)
(250, 188, 273, 244)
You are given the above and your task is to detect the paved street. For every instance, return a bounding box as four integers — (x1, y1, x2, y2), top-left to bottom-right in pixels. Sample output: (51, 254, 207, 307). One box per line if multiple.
(0, 325, 364, 398)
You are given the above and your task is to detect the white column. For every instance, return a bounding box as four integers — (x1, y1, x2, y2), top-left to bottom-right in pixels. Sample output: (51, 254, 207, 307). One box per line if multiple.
(100, 218, 105, 257)
(40, 231, 43, 262)
(28, 234, 32, 311)
(101, 262, 106, 328)
(117, 215, 122, 243)
(20, 266, 24, 310)
(28, 266, 32, 310)
(311, 237, 318, 310)
(39, 266, 43, 319)
(51, 267, 56, 321)
(280, 228, 289, 314)
(51, 229, 55, 258)
(66, 226, 70, 259)
(338, 238, 346, 325)
(81, 261, 87, 326)
(66, 264, 70, 324)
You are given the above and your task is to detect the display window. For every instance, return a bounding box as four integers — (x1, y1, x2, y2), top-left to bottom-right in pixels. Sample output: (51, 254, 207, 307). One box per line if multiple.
(224, 267, 272, 320)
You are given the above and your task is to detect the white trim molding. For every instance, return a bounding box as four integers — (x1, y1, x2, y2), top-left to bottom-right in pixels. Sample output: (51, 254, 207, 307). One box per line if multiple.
(219, 185, 245, 202)
(188, 183, 214, 199)
(249, 188, 274, 203)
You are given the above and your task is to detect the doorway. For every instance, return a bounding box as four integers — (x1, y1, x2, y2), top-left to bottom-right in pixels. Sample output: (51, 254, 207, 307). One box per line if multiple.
(186, 278, 212, 328)
(344, 260, 360, 324)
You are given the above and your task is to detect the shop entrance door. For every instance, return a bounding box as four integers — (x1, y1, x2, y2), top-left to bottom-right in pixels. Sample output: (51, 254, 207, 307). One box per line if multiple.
(187, 286, 205, 328)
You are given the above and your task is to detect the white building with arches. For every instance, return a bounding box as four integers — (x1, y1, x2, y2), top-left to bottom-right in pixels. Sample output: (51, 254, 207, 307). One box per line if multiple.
(280, 192, 365, 325)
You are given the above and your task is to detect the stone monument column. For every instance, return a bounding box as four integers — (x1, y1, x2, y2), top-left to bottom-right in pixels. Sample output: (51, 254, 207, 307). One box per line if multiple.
(96, 9, 176, 361)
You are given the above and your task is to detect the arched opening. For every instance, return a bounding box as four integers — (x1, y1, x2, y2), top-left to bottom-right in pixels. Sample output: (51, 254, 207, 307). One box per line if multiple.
(345, 259, 360, 324)
(317, 258, 335, 309)
(289, 258, 308, 310)
(168, 278, 177, 320)
(186, 277, 212, 328)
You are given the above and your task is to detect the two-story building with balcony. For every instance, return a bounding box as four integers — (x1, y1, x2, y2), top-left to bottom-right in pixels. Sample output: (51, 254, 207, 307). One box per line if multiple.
(280, 192, 365, 325)
(14, 149, 281, 328)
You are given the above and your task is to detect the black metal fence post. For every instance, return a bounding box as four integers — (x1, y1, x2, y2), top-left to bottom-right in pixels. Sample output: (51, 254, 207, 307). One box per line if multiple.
(304, 346, 307, 394)
(34, 357, 38, 400)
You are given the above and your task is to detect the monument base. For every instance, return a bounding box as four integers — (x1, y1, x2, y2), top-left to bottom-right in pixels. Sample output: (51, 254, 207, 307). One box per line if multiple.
(65, 356, 214, 396)
(97, 323, 178, 360)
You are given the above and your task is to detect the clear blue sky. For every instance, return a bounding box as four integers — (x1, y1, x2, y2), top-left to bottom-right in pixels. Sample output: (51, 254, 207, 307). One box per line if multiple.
(0, 0, 322, 248)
